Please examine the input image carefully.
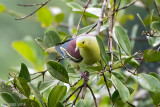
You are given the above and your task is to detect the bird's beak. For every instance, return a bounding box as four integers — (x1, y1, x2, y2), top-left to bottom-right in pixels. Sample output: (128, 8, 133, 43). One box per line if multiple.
(75, 46, 79, 52)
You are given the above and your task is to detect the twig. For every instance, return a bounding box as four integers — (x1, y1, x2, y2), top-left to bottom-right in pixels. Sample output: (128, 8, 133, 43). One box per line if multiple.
(154, 0, 160, 17)
(87, 84, 98, 107)
(70, 77, 82, 87)
(95, 0, 107, 35)
(102, 71, 114, 106)
(71, 87, 83, 107)
(114, 0, 138, 13)
(75, 0, 91, 36)
(15, 0, 51, 20)
(31, 74, 43, 80)
(31, 70, 47, 75)
(86, 23, 98, 34)
(17, 3, 44, 7)
(81, 71, 89, 99)
(63, 85, 84, 103)
(126, 101, 136, 107)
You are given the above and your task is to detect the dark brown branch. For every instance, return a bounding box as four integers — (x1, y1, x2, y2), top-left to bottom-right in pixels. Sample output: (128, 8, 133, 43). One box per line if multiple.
(87, 84, 98, 107)
(70, 77, 82, 87)
(15, 0, 51, 20)
(31, 70, 47, 75)
(71, 87, 83, 107)
(31, 74, 43, 80)
(96, 0, 107, 35)
(75, 0, 91, 36)
(154, 0, 160, 17)
(102, 71, 114, 106)
(114, 0, 138, 13)
(17, 3, 44, 7)
(86, 23, 98, 34)
(126, 101, 136, 107)
(63, 85, 84, 104)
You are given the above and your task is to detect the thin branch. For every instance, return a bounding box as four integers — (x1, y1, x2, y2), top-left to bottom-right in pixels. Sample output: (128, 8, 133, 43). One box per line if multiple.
(31, 70, 47, 75)
(63, 85, 84, 103)
(102, 71, 114, 106)
(71, 87, 83, 107)
(15, 0, 51, 20)
(154, 0, 160, 17)
(126, 101, 136, 107)
(17, 3, 44, 7)
(114, 0, 138, 13)
(75, 0, 91, 36)
(70, 77, 82, 87)
(96, 0, 107, 35)
(87, 84, 98, 107)
(31, 74, 43, 80)
(86, 23, 98, 34)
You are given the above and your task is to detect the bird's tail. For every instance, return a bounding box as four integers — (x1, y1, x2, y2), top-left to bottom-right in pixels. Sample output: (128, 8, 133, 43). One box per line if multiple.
(45, 47, 57, 53)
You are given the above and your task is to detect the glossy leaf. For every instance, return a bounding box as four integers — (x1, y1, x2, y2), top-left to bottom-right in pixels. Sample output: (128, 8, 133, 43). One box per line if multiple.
(0, 92, 18, 107)
(14, 77, 30, 98)
(39, 80, 58, 93)
(19, 63, 31, 82)
(47, 61, 69, 83)
(137, 73, 160, 93)
(76, 99, 85, 107)
(19, 99, 40, 107)
(12, 41, 36, 63)
(151, 21, 160, 31)
(96, 35, 109, 65)
(114, 26, 131, 56)
(112, 75, 130, 102)
(35, 38, 46, 50)
(144, 49, 160, 62)
(67, 2, 83, 11)
(150, 72, 160, 81)
(28, 82, 45, 107)
(0, 4, 5, 14)
(56, 102, 64, 107)
(44, 29, 61, 48)
(48, 85, 67, 107)
(54, 13, 65, 23)
(129, 58, 139, 68)
(112, 72, 125, 83)
(37, 7, 53, 27)
(149, 91, 160, 106)
(137, 13, 147, 30)
(130, 24, 138, 49)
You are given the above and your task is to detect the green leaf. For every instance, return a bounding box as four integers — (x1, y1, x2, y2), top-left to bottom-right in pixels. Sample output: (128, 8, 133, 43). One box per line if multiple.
(54, 13, 65, 23)
(12, 41, 36, 64)
(114, 26, 131, 56)
(0, 4, 5, 14)
(137, 13, 147, 30)
(47, 61, 69, 83)
(28, 82, 46, 107)
(56, 102, 64, 107)
(35, 38, 46, 50)
(144, 49, 160, 62)
(19, 63, 31, 82)
(150, 72, 160, 81)
(39, 80, 58, 93)
(112, 71, 125, 83)
(112, 75, 130, 102)
(129, 58, 139, 68)
(48, 85, 67, 107)
(96, 35, 109, 65)
(137, 73, 160, 93)
(0, 92, 18, 107)
(19, 99, 40, 107)
(149, 91, 160, 106)
(0, 81, 20, 101)
(151, 21, 160, 31)
(14, 77, 30, 98)
(67, 2, 83, 11)
(130, 24, 138, 49)
(44, 29, 61, 48)
(76, 99, 85, 107)
(37, 7, 53, 27)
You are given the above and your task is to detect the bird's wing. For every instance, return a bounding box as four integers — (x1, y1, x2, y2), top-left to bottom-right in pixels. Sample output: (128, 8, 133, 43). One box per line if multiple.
(55, 38, 83, 62)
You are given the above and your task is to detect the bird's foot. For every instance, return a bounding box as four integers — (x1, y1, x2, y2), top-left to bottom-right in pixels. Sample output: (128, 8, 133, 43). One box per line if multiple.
(78, 71, 89, 80)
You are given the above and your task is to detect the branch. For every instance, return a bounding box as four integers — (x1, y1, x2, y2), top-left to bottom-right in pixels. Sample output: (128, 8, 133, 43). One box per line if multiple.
(87, 84, 98, 107)
(15, 0, 51, 20)
(95, 0, 107, 35)
(75, 0, 91, 36)
(102, 71, 114, 106)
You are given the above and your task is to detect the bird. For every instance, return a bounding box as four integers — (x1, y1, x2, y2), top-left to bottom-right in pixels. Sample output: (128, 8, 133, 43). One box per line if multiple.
(45, 34, 101, 78)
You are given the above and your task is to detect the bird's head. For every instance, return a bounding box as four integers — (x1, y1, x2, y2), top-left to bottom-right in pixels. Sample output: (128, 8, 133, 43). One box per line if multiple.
(75, 36, 91, 52)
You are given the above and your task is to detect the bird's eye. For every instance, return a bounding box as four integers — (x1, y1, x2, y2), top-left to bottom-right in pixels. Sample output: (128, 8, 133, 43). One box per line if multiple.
(82, 41, 85, 44)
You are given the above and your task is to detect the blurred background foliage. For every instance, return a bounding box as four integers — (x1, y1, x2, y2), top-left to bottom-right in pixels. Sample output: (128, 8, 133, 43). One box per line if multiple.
(0, 0, 160, 106)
